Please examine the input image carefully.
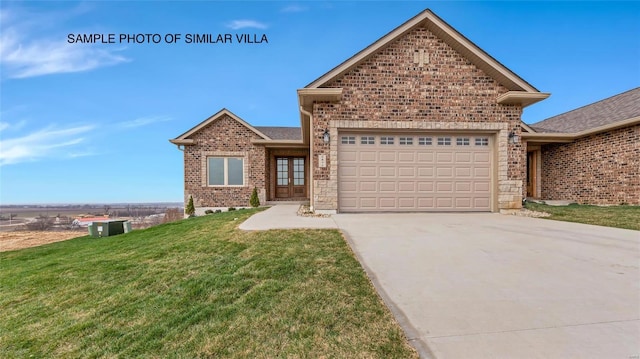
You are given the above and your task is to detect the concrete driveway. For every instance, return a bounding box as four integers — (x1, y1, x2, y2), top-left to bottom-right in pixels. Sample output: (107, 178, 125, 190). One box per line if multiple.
(332, 213, 640, 359)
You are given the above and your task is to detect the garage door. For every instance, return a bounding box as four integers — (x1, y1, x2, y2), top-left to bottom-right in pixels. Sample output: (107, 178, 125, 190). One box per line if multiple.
(338, 132, 492, 212)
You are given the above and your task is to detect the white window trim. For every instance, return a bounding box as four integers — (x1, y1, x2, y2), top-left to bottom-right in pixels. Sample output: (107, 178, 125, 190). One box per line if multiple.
(201, 151, 247, 187)
(399, 137, 414, 145)
(360, 136, 375, 145)
(381, 136, 395, 145)
(418, 137, 433, 145)
(341, 136, 356, 145)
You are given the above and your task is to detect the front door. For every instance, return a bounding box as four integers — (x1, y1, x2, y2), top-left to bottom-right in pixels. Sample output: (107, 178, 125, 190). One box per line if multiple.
(526, 151, 537, 198)
(276, 157, 306, 198)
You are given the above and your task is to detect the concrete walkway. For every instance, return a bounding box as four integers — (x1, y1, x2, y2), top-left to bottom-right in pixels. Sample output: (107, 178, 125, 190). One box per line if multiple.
(239, 204, 337, 230)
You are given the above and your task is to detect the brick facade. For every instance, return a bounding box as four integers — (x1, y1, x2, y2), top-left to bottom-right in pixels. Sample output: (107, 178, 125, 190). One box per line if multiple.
(174, 12, 636, 212)
(183, 114, 267, 210)
(540, 124, 640, 205)
(311, 26, 525, 211)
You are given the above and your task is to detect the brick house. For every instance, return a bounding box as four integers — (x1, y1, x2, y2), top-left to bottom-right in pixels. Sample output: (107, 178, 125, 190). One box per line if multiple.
(524, 88, 640, 205)
(170, 9, 638, 214)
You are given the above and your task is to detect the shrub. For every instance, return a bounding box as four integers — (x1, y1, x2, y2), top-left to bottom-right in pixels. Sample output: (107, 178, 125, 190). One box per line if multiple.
(163, 208, 182, 223)
(215, 209, 222, 213)
(204, 209, 214, 215)
(185, 196, 195, 217)
(250, 187, 260, 207)
(228, 207, 236, 211)
(25, 216, 54, 231)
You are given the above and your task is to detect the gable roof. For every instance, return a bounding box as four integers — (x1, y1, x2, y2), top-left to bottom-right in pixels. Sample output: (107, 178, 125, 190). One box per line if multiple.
(305, 9, 545, 99)
(254, 126, 302, 140)
(170, 108, 271, 145)
(530, 87, 640, 133)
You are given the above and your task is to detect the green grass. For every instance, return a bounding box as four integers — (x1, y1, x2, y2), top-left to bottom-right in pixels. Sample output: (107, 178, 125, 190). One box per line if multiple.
(525, 202, 640, 230)
(0, 209, 417, 358)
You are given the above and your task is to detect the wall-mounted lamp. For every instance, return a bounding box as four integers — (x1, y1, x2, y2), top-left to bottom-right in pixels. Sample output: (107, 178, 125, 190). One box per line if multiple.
(508, 131, 520, 144)
(323, 129, 330, 144)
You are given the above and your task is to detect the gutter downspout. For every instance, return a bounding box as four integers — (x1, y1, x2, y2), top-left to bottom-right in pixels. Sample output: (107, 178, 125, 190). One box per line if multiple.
(300, 106, 314, 211)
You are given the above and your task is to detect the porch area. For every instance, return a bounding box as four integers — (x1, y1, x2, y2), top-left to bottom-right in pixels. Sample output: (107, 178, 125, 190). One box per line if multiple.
(264, 148, 310, 202)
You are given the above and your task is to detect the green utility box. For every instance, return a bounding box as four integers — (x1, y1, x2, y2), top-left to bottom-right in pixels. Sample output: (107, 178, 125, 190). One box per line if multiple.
(88, 223, 97, 237)
(123, 221, 132, 233)
(88, 220, 129, 238)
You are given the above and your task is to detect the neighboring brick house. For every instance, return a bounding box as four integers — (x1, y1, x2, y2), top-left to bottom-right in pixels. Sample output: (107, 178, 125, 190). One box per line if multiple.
(176, 8, 640, 213)
(524, 88, 640, 205)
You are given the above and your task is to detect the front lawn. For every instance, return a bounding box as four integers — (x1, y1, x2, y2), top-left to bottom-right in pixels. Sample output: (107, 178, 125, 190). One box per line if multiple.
(0, 210, 417, 358)
(525, 202, 640, 230)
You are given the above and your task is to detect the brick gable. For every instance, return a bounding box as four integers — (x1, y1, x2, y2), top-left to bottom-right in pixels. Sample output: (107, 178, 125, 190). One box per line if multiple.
(311, 26, 525, 210)
(183, 114, 266, 208)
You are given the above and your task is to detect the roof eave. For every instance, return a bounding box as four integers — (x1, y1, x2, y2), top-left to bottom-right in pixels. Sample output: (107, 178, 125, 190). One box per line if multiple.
(251, 139, 307, 148)
(523, 116, 640, 143)
(497, 91, 551, 108)
(169, 139, 195, 146)
(172, 108, 271, 142)
(519, 122, 536, 133)
(521, 133, 574, 144)
(298, 88, 343, 144)
(298, 88, 343, 110)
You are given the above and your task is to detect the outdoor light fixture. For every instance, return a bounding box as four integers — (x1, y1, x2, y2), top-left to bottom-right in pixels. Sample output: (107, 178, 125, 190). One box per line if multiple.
(323, 129, 330, 144)
(508, 130, 520, 144)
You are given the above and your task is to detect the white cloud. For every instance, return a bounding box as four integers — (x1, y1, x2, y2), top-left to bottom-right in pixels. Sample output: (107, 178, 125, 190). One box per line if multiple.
(226, 20, 268, 30)
(281, 4, 307, 13)
(0, 119, 27, 133)
(0, 124, 95, 165)
(0, 7, 129, 79)
(68, 150, 100, 158)
(117, 116, 171, 129)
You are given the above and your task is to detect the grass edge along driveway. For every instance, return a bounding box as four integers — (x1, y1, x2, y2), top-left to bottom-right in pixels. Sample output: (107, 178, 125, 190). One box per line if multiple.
(525, 202, 640, 231)
(0, 209, 417, 358)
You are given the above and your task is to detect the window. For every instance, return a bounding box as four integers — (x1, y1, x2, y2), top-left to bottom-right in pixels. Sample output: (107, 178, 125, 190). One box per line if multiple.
(418, 137, 432, 145)
(456, 137, 470, 146)
(277, 158, 288, 186)
(341, 136, 355, 145)
(360, 136, 375, 145)
(437, 137, 451, 146)
(475, 137, 489, 146)
(293, 158, 304, 185)
(380, 136, 395, 145)
(208, 157, 244, 186)
(399, 137, 414, 145)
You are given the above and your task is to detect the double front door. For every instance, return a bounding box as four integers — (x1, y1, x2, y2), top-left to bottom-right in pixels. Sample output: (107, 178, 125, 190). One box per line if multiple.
(276, 157, 306, 198)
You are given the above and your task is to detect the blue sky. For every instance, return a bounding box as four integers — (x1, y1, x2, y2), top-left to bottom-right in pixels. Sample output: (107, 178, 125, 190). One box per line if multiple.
(1, 1, 638, 204)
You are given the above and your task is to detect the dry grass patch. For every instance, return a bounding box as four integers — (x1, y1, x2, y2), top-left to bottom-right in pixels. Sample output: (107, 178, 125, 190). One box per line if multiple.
(0, 230, 85, 252)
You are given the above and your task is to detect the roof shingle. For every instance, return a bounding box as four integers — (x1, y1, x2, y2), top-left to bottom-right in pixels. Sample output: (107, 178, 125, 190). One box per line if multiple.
(530, 87, 640, 133)
(254, 126, 302, 140)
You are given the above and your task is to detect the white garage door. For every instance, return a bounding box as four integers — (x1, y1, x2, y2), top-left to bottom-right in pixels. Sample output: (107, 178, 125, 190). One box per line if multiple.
(338, 132, 492, 212)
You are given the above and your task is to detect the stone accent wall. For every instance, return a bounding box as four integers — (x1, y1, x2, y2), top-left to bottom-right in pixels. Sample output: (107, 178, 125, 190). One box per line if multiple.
(311, 26, 525, 212)
(540, 125, 640, 205)
(183, 114, 266, 208)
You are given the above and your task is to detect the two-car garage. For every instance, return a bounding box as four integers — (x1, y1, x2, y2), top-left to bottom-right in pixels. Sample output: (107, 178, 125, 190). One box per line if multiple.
(338, 132, 493, 212)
